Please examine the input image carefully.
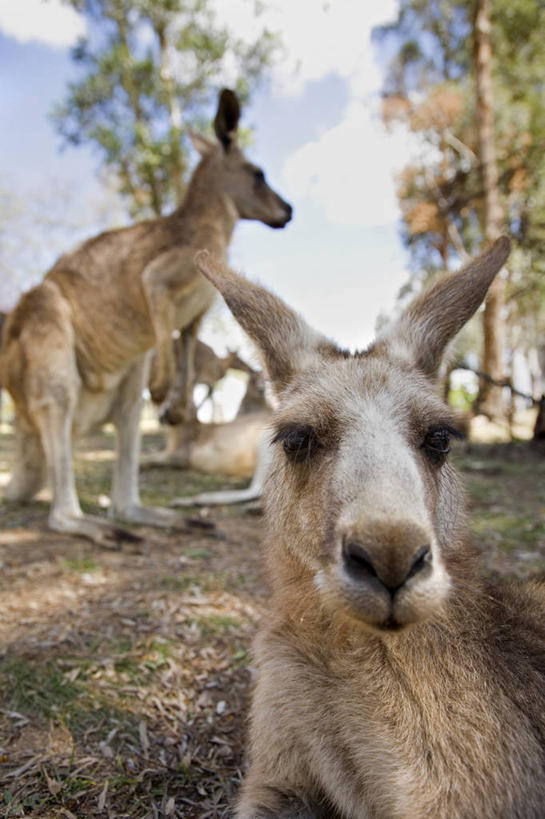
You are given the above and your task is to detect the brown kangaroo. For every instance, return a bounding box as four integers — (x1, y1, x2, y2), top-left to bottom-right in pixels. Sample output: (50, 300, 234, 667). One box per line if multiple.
(144, 338, 270, 480)
(148, 336, 255, 424)
(0, 89, 291, 544)
(195, 238, 545, 819)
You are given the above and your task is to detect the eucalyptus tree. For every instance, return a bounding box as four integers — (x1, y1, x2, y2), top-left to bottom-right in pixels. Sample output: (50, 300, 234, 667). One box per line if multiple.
(374, 0, 545, 418)
(54, 0, 279, 217)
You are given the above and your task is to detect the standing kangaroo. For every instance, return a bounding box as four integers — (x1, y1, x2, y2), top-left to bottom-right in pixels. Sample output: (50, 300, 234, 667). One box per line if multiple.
(0, 89, 291, 544)
(195, 238, 545, 819)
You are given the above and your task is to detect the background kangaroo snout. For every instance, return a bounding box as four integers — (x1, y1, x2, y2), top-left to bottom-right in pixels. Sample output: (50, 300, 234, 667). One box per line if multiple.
(267, 195, 292, 228)
(233, 175, 292, 228)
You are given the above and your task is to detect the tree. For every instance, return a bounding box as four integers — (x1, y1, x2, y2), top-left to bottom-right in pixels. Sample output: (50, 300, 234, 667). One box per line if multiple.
(0, 176, 119, 312)
(374, 0, 545, 419)
(53, 0, 279, 218)
(473, 0, 505, 417)
(375, 0, 476, 279)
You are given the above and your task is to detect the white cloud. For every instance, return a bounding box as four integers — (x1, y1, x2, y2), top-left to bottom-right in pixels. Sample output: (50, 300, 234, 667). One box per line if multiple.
(214, 0, 406, 229)
(284, 100, 410, 228)
(0, 0, 85, 48)
(212, 1, 406, 230)
(258, 1, 415, 230)
(213, 0, 397, 98)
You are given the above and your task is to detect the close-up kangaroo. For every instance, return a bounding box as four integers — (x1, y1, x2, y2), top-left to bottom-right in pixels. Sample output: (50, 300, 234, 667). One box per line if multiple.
(195, 237, 545, 819)
(0, 89, 292, 544)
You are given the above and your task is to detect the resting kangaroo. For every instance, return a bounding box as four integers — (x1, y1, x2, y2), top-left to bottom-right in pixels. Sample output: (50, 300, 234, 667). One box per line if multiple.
(145, 336, 272, 494)
(195, 238, 545, 819)
(0, 89, 291, 544)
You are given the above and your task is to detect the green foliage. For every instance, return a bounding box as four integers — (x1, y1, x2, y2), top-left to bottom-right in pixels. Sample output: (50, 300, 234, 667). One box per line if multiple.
(449, 381, 478, 411)
(63, 555, 99, 573)
(1, 657, 84, 717)
(374, 0, 472, 93)
(53, 0, 279, 217)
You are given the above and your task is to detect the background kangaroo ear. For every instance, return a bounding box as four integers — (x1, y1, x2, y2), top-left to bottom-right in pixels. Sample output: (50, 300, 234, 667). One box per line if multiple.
(188, 128, 216, 157)
(374, 236, 511, 379)
(214, 89, 241, 150)
(194, 251, 339, 392)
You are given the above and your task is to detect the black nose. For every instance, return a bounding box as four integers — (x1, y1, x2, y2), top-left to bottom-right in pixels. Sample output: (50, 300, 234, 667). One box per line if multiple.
(342, 540, 431, 595)
(284, 201, 293, 221)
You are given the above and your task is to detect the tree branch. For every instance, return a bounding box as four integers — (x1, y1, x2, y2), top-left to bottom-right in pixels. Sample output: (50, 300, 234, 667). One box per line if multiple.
(455, 363, 540, 405)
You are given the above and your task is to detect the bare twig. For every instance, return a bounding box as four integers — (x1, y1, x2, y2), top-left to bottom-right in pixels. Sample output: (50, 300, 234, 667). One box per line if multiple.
(456, 363, 541, 405)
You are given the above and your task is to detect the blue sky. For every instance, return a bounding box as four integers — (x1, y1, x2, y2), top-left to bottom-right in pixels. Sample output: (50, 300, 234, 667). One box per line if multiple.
(0, 0, 411, 354)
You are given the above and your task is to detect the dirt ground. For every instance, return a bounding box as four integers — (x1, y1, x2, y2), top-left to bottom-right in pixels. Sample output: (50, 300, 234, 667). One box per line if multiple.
(1, 422, 545, 818)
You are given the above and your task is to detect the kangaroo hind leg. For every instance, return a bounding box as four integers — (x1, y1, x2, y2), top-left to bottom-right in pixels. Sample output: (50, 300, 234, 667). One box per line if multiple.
(4, 418, 47, 502)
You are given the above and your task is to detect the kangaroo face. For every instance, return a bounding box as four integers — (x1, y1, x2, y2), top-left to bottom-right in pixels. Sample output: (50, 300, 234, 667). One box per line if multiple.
(189, 89, 293, 229)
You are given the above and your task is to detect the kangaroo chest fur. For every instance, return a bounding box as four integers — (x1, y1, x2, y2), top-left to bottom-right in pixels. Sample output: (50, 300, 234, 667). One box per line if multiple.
(254, 612, 545, 819)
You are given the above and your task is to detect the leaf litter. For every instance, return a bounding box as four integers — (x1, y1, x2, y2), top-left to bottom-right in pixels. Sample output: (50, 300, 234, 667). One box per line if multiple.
(1, 430, 544, 816)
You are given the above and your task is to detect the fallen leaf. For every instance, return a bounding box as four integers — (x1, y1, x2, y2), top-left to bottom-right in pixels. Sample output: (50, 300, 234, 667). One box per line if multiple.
(98, 778, 109, 811)
(42, 766, 62, 796)
(139, 720, 150, 755)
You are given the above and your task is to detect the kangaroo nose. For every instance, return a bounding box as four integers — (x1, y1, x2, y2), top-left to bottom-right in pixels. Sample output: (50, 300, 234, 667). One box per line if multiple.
(284, 201, 293, 221)
(342, 539, 431, 595)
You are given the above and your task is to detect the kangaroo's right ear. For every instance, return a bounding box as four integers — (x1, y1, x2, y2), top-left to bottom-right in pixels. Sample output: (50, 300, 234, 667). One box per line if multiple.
(374, 235, 511, 379)
(195, 251, 339, 392)
(214, 89, 241, 150)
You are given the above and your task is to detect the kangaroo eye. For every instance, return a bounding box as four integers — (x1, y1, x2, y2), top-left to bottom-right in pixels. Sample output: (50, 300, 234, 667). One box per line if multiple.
(254, 168, 265, 184)
(272, 424, 320, 463)
(423, 426, 460, 466)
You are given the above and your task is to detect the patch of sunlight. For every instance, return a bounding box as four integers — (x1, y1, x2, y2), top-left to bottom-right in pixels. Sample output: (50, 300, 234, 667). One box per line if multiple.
(36, 488, 52, 501)
(0, 529, 37, 545)
(79, 450, 116, 462)
(470, 408, 537, 443)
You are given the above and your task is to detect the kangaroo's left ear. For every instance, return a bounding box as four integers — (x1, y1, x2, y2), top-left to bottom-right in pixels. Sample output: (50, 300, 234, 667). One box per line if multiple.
(374, 236, 511, 379)
(188, 128, 216, 157)
(194, 251, 341, 394)
(214, 89, 241, 150)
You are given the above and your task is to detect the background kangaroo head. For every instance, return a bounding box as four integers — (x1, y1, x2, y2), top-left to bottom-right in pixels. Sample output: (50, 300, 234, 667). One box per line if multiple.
(189, 89, 293, 229)
(195, 237, 511, 631)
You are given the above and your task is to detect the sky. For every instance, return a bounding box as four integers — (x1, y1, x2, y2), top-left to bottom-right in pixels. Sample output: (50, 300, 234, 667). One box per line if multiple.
(0, 0, 411, 358)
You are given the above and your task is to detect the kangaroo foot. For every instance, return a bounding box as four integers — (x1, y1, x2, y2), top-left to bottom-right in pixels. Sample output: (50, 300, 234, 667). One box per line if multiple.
(49, 511, 142, 547)
(110, 504, 190, 530)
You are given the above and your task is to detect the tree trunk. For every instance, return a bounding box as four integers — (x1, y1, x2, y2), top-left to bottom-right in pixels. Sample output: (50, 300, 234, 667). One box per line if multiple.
(473, 0, 507, 420)
(0, 311, 4, 424)
(534, 396, 545, 441)
(156, 22, 186, 207)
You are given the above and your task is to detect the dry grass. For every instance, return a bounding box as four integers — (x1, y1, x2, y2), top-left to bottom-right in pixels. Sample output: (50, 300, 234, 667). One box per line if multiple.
(0, 421, 544, 817)
(0, 425, 265, 818)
